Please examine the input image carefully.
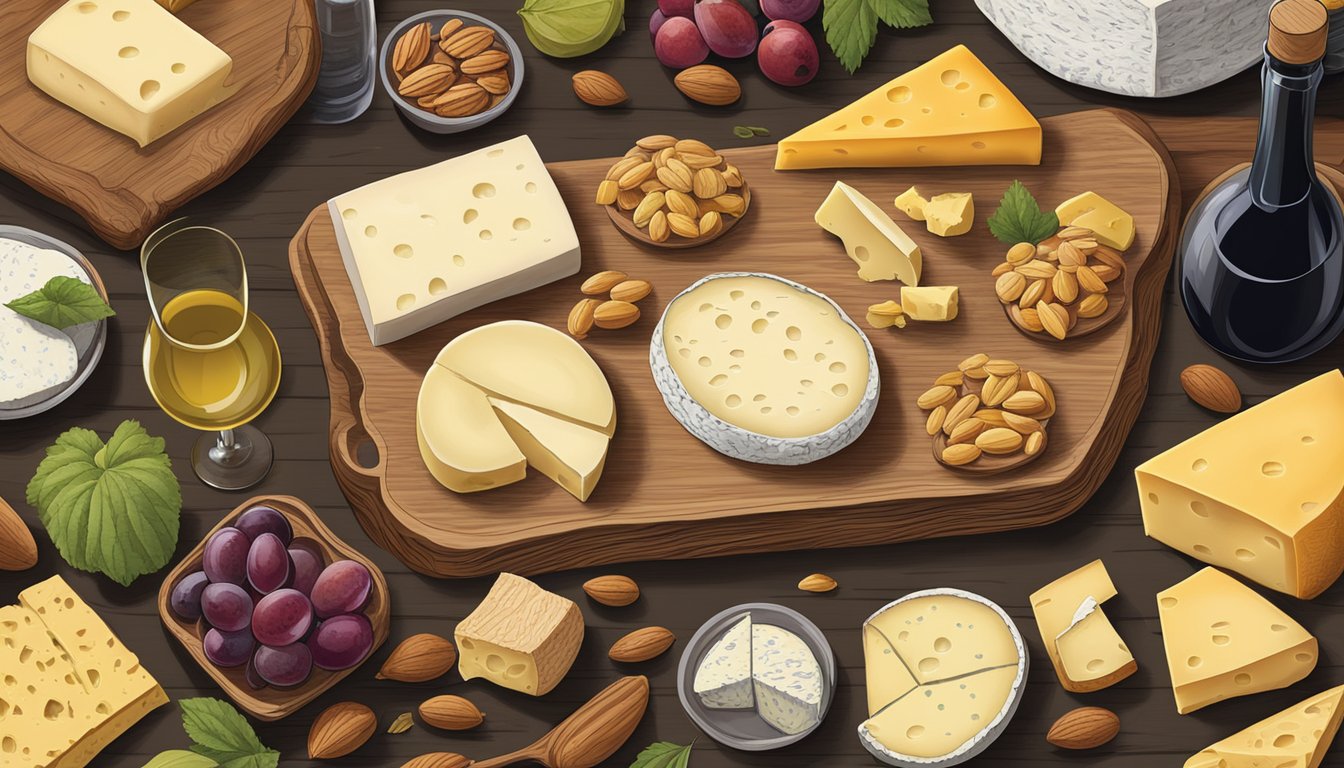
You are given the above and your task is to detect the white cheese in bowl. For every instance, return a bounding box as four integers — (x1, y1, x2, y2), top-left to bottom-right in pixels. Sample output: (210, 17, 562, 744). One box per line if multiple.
(0, 238, 85, 406)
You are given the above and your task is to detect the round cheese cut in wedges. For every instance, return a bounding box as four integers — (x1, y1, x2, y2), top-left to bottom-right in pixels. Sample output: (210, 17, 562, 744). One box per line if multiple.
(651, 272, 879, 465)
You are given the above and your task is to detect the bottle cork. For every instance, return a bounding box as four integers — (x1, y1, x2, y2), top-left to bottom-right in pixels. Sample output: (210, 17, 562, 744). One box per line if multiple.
(1268, 0, 1328, 64)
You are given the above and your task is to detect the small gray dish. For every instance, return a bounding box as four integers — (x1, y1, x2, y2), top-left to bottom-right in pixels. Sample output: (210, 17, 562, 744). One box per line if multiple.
(378, 10, 525, 134)
(676, 602, 836, 751)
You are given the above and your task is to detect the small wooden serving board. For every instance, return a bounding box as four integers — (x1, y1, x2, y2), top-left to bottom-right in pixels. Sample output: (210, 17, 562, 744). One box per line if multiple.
(0, 0, 319, 250)
(289, 108, 1179, 579)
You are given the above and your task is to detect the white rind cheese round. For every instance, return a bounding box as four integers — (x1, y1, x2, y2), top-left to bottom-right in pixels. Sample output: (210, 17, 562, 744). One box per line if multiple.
(0, 237, 85, 407)
(649, 272, 880, 465)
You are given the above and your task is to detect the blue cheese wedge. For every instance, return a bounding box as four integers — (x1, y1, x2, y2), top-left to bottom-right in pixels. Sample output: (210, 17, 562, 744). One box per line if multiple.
(0, 238, 85, 407)
(693, 613, 754, 710)
(752, 624, 823, 735)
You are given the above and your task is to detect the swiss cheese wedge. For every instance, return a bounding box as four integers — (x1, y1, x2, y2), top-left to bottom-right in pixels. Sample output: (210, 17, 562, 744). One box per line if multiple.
(1185, 685, 1344, 768)
(1029, 560, 1136, 692)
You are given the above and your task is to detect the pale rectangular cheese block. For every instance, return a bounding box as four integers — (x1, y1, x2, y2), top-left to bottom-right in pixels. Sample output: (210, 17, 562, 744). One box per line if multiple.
(489, 398, 609, 503)
(27, 0, 234, 148)
(816, 181, 922, 285)
(455, 573, 584, 696)
(1185, 684, 1344, 768)
(900, 286, 959, 322)
(751, 624, 822, 735)
(694, 614, 754, 710)
(330, 136, 581, 346)
(1137, 370, 1344, 599)
(1157, 567, 1317, 714)
(1029, 559, 1136, 692)
(866, 593, 1021, 684)
(0, 238, 84, 406)
(862, 624, 918, 717)
(862, 665, 1019, 760)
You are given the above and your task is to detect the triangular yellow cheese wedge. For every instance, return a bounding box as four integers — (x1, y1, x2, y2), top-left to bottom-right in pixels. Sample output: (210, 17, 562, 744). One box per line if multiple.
(1185, 685, 1344, 768)
(775, 45, 1041, 170)
(489, 398, 610, 502)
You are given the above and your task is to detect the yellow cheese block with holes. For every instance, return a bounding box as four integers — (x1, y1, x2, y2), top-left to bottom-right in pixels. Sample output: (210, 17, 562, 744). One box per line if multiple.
(862, 624, 919, 717)
(1185, 685, 1344, 768)
(1157, 567, 1317, 714)
(775, 45, 1041, 170)
(455, 573, 584, 696)
(1137, 370, 1344, 599)
(1056, 191, 1135, 251)
(816, 181, 922, 285)
(1029, 559, 1136, 692)
(925, 193, 974, 236)
(900, 286, 959, 321)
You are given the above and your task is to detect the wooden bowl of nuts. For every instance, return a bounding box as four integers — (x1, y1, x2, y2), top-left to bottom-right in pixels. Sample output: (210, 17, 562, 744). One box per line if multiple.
(993, 227, 1128, 342)
(379, 11, 523, 134)
(598, 135, 751, 249)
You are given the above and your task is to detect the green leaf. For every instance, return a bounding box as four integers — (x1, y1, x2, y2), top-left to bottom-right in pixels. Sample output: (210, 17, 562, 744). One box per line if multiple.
(987, 180, 1060, 245)
(141, 751, 218, 768)
(823, 0, 878, 74)
(746, 126, 771, 136)
(5, 275, 114, 330)
(732, 126, 755, 139)
(179, 699, 278, 768)
(26, 420, 181, 586)
(631, 741, 693, 768)
(870, 0, 931, 29)
(519, 0, 624, 57)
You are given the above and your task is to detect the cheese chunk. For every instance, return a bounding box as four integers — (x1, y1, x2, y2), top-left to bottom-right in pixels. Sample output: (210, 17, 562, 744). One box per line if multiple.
(1186, 685, 1344, 768)
(27, 0, 234, 148)
(330, 137, 581, 346)
(862, 624, 918, 717)
(1137, 370, 1344, 599)
(900, 286, 959, 322)
(751, 624, 822, 735)
(924, 193, 974, 237)
(1029, 559, 1136, 692)
(0, 239, 83, 406)
(489, 399, 608, 502)
(862, 666, 1020, 761)
(693, 614, 754, 710)
(866, 593, 1020, 684)
(417, 364, 526, 493)
(1157, 567, 1317, 714)
(776, 45, 1041, 170)
(455, 573, 584, 696)
(1056, 192, 1134, 250)
(816, 182, 922, 285)
(894, 187, 928, 221)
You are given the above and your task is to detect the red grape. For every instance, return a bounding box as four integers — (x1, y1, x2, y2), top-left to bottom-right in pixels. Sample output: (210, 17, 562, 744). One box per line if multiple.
(308, 614, 374, 670)
(235, 505, 292, 545)
(311, 560, 372, 618)
(289, 546, 322, 596)
(655, 16, 710, 69)
(202, 527, 250, 585)
(201, 583, 252, 633)
(694, 0, 758, 58)
(170, 570, 209, 622)
(650, 8, 668, 41)
(760, 0, 819, 22)
(659, 0, 694, 18)
(245, 656, 268, 690)
(204, 627, 255, 667)
(254, 643, 314, 687)
(252, 588, 314, 647)
(247, 533, 293, 594)
(758, 20, 819, 86)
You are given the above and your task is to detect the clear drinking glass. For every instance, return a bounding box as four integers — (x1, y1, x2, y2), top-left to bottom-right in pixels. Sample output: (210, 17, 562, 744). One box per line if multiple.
(141, 219, 282, 490)
(310, 0, 377, 124)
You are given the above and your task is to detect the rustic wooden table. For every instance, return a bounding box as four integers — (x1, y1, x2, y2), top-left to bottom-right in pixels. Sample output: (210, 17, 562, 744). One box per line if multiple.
(5, 1, 1344, 765)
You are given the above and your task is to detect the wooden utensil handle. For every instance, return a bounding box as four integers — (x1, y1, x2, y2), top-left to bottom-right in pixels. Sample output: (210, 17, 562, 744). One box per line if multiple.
(469, 748, 538, 768)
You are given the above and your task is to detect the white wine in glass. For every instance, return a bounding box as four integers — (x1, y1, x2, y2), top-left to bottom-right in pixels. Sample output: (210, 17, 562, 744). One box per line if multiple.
(141, 219, 282, 490)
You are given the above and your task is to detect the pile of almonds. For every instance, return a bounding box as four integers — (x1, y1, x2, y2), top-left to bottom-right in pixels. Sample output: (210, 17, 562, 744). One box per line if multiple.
(597, 135, 747, 245)
(993, 226, 1127, 340)
(568, 270, 653, 338)
(916, 354, 1057, 469)
(391, 19, 513, 118)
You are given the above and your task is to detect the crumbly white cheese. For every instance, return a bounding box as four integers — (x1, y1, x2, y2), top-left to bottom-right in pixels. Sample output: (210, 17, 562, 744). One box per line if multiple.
(0, 238, 84, 406)
(752, 623, 823, 736)
(693, 613, 754, 710)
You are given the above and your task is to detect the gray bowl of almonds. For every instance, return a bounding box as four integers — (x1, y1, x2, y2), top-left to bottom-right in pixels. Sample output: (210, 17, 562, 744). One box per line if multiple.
(379, 10, 524, 134)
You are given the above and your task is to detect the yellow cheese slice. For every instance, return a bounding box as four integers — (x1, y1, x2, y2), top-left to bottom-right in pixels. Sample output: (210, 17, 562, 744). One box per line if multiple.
(489, 398, 609, 502)
(455, 573, 584, 696)
(417, 363, 527, 494)
(1029, 559, 1135, 692)
(776, 45, 1041, 170)
(900, 286, 959, 321)
(865, 594, 1020, 684)
(862, 624, 918, 717)
(1185, 685, 1344, 768)
(861, 665, 1019, 759)
(1137, 370, 1344, 599)
(1056, 191, 1135, 251)
(1157, 567, 1317, 714)
(816, 181, 922, 285)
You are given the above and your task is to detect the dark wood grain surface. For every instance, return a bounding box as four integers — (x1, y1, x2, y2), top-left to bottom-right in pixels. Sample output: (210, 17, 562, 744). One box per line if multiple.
(4, 1, 1344, 765)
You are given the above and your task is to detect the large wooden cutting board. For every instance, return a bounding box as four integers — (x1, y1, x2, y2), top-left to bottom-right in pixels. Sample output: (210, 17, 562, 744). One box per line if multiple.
(289, 108, 1179, 578)
(0, 0, 319, 250)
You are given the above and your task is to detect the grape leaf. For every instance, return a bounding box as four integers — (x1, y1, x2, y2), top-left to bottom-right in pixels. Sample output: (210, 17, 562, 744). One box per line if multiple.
(141, 751, 218, 768)
(823, 0, 931, 73)
(26, 420, 181, 586)
(179, 699, 279, 768)
(630, 741, 693, 768)
(987, 180, 1060, 245)
(5, 275, 114, 330)
(872, 0, 932, 29)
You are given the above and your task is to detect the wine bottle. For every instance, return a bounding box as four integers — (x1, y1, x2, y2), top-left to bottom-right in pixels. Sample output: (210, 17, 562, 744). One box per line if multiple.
(1179, 0, 1344, 363)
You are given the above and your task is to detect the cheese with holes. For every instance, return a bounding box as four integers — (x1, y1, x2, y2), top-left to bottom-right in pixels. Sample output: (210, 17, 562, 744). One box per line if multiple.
(1056, 192, 1135, 250)
(1137, 370, 1344, 599)
(1157, 567, 1317, 714)
(1029, 559, 1136, 692)
(865, 593, 1020, 684)
(0, 239, 84, 407)
(775, 45, 1041, 170)
(900, 286, 959, 322)
(0, 576, 167, 768)
(752, 624, 823, 735)
(894, 187, 928, 221)
(27, 0, 234, 148)
(417, 321, 615, 500)
(863, 666, 1020, 763)
(329, 136, 580, 345)
(924, 193, 975, 237)
(816, 182, 922, 285)
(693, 614, 754, 709)
(455, 573, 584, 696)
(650, 273, 880, 465)
(975, 0, 1273, 98)
(1185, 684, 1344, 768)
(862, 624, 918, 717)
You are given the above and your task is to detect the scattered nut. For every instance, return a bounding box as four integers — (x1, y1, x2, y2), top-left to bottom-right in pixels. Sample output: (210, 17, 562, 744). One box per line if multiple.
(376, 633, 458, 683)
(798, 573, 838, 593)
(419, 695, 485, 731)
(594, 300, 640, 330)
(917, 357, 1057, 470)
(1046, 706, 1120, 750)
(583, 574, 640, 606)
(596, 136, 748, 244)
(394, 20, 511, 118)
(609, 626, 677, 662)
(1180, 363, 1242, 413)
(995, 226, 1129, 339)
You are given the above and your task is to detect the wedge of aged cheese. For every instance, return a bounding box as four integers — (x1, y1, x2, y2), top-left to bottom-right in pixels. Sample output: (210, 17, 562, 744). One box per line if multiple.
(776, 45, 1041, 170)
(1158, 567, 1317, 714)
(862, 666, 1020, 762)
(866, 592, 1020, 683)
(816, 182, 922, 284)
(752, 624, 823, 735)
(0, 576, 168, 768)
(0, 238, 84, 407)
(455, 573, 584, 696)
(862, 624, 918, 717)
(1185, 684, 1344, 768)
(488, 398, 608, 502)
(924, 193, 975, 237)
(1136, 370, 1344, 599)
(1056, 192, 1134, 250)
(693, 613, 754, 709)
(894, 187, 928, 221)
(650, 273, 880, 465)
(417, 364, 526, 493)
(1029, 559, 1136, 692)
(27, 0, 234, 148)
(900, 286, 959, 322)
(329, 136, 580, 345)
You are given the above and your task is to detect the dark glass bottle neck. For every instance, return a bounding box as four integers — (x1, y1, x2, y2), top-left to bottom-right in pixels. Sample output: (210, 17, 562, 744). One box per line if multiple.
(1249, 48, 1323, 210)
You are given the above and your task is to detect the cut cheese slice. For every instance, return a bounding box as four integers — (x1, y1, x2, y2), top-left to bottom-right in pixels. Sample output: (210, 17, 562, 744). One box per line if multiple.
(776, 45, 1041, 170)
(751, 623, 823, 735)
(693, 613, 754, 709)
(417, 363, 526, 493)
(1157, 567, 1317, 714)
(1056, 191, 1134, 251)
(861, 666, 1021, 762)
(866, 593, 1021, 684)
(816, 181, 922, 285)
(894, 187, 928, 221)
(489, 398, 608, 503)
(862, 623, 918, 717)
(1185, 685, 1344, 768)
(900, 286, 959, 321)
(1029, 559, 1136, 692)
(1137, 370, 1344, 599)
(924, 193, 974, 237)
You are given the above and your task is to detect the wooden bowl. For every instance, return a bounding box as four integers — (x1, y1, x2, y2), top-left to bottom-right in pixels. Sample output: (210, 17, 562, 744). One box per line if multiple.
(157, 495, 390, 721)
(606, 180, 752, 250)
(928, 371, 1052, 476)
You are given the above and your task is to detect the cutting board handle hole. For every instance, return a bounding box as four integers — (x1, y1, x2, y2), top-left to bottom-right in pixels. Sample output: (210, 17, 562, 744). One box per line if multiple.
(354, 437, 379, 469)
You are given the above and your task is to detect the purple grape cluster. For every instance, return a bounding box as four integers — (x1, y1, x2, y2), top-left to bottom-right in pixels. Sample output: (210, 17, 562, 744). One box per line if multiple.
(170, 504, 375, 689)
(651, 0, 819, 87)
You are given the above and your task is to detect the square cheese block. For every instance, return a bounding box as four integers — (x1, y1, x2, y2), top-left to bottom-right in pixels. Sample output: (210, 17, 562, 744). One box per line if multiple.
(693, 613, 754, 710)
(27, 0, 234, 148)
(1157, 567, 1317, 714)
(455, 573, 584, 696)
(817, 182, 922, 285)
(329, 136, 581, 346)
(1029, 559, 1136, 692)
(776, 45, 1041, 170)
(900, 286, 959, 322)
(751, 624, 823, 735)
(1056, 191, 1134, 250)
(1137, 370, 1344, 599)
(1185, 684, 1344, 768)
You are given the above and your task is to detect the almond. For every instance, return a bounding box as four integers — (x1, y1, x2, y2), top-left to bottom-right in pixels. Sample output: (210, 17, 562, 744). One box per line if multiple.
(1002, 390, 1046, 415)
(616, 188, 643, 211)
(933, 371, 963, 387)
(393, 22, 433, 77)
(1006, 242, 1036, 264)
(667, 212, 699, 239)
(698, 210, 724, 238)
(610, 280, 652, 303)
(609, 626, 676, 662)
(594, 300, 640, 329)
(432, 82, 489, 117)
(617, 161, 655, 190)
(1180, 364, 1242, 414)
(401, 753, 473, 768)
(436, 19, 465, 45)
(605, 156, 642, 182)
(675, 138, 717, 156)
(995, 271, 1026, 303)
(941, 443, 982, 466)
(460, 49, 510, 76)
(656, 159, 694, 194)
(947, 418, 987, 445)
(674, 64, 741, 106)
(636, 134, 677, 151)
(692, 167, 727, 199)
(1011, 305, 1044, 333)
(1046, 706, 1120, 750)
(398, 64, 456, 98)
(595, 179, 619, 206)
(568, 298, 600, 340)
(377, 633, 458, 683)
(1024, 429, 1047, 456)
(572, 70, 628, 107)
(0, 496, 37, 571)
(633, 191, 665, 228)
(917, 385, 957, 410)
(665, 189, 699, 219)
(308, 702, 377, 759)
(581, 270, 628, 295)
(958, 353, 989, 372)
(583, 574, 640, 606)
(441, 26, 495, 58)
(798, 573, 838, 593)
(475, 72, 511, 96)
(925, 405, 947, 436)
(975, 427, 1024, 455)
(1037, 301, 1069, 340)
(648, 210, 670, 242)
(980, 372, 1020, 407)
(419, 695, 484, 731)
